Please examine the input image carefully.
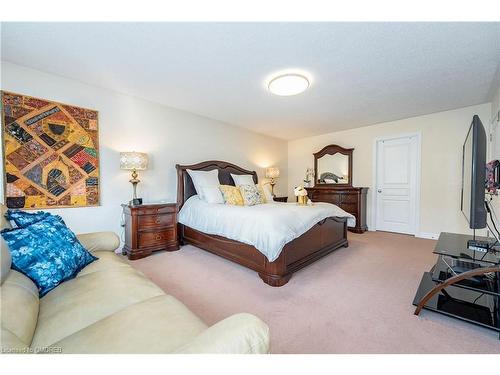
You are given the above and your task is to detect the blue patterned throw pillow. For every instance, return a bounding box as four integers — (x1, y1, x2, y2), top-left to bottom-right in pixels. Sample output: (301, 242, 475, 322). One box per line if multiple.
(6, 209, 51, 228)
(1, 214, 98, 297)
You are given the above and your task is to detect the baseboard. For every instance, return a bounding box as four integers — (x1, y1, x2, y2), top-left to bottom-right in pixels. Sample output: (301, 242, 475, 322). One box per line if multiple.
(416, 232, 439, 240)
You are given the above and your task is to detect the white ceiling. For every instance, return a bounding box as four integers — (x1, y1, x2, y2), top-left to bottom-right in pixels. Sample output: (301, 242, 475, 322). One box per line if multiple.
(2, 22, 500, 140)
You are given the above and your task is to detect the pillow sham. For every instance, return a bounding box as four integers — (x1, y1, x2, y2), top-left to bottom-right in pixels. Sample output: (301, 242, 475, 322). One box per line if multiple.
(258, 183, 274, 203)
(1, 214, 98, 297)
(187, 169, 220, 200)
(219, 185, 244, 206)
(257, 185, 267, 203)
(200, 186, 224, 204)
(6, 209, 51, 228)
(231, 173, 255, 186)
(239, 184, 263, 206)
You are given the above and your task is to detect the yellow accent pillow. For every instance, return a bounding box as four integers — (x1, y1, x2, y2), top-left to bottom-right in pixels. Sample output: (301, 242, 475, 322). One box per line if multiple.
(219, 185, 244, 206)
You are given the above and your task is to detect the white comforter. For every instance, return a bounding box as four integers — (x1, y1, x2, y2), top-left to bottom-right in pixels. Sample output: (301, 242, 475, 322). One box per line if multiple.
(178, 196, 355, 262)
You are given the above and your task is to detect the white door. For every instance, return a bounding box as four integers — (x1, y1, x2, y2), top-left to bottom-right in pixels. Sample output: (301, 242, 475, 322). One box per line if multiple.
(375, 135, 419, 234)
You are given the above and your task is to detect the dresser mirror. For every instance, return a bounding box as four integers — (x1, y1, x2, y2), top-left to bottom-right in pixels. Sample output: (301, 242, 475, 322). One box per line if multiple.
(314, 144, 353, 186)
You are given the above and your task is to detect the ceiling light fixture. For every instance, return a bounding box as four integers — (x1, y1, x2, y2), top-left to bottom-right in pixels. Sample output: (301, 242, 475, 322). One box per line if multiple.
(268, 73, 310, 96)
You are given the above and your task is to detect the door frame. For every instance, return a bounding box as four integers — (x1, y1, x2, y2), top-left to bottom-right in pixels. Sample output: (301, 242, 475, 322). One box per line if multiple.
(371, 132, 422, 236)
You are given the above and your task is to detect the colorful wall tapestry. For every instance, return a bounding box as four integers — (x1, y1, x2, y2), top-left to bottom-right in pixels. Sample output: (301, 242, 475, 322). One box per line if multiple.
(2, 91, 100, 209)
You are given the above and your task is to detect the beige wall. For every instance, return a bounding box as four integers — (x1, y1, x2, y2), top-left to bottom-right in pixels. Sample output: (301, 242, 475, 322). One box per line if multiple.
(0, 62, 288, 235)
(288, 103, 492, 238)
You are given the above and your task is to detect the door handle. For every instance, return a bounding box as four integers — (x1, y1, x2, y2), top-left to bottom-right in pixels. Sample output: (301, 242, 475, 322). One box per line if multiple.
(377, 189, 382, 193)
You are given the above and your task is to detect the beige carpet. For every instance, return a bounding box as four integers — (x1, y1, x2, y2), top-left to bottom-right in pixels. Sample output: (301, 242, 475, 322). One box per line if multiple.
(128, 231, 500, 353)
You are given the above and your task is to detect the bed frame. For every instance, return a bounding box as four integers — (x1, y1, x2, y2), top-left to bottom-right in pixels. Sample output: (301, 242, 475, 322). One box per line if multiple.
(176, 160, 349, 287)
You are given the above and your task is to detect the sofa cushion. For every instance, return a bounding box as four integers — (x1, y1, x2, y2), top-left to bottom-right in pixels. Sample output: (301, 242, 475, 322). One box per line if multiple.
(1, 204, 12, 285)
(1, 237, 11, 286)
(77, 251, 129, 277)
(1, 203, 10, 231)
(49, 295, 208, 353)
(31, 265, 164, 347)
(1, 270, 39, 348)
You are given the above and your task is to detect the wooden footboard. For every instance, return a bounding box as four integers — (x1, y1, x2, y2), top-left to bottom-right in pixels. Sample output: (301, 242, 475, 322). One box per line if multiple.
(180, 216, 348, 287)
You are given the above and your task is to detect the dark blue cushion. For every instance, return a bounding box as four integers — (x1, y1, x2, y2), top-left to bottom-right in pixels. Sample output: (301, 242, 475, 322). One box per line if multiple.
(1, 214, 98, 297)
(6, 209, 51, 228)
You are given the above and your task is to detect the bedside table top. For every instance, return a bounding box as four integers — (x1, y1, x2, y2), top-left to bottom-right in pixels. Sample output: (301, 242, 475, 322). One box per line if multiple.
(121, 202, 177, 208)
(273, 196, 288, 202)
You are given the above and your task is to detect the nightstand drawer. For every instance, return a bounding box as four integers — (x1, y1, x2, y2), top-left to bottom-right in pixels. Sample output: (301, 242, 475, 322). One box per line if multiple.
(138, 229, 176, 248)
(138, 214, 174, 229)
(135, 206, 176, 216)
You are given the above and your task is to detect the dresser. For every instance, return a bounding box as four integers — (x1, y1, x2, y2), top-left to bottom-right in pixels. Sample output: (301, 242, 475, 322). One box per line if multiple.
(307, 186, 368, 233)
(121, 203, 179, 260)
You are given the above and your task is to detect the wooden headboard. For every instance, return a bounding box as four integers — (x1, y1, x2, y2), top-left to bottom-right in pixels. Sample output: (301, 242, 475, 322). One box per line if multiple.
(175, 160, 258, 209)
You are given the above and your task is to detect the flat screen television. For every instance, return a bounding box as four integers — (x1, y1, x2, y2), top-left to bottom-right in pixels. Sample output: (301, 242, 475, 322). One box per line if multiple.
(461, 115, 487, 230)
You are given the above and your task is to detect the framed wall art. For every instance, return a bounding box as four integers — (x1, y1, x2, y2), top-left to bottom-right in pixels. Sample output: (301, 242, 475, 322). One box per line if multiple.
(2, 91, 100, 209)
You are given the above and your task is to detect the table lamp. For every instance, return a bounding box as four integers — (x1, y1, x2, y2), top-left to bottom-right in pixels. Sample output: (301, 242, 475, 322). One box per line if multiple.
(120, 152, 148, 205)
(265, 167, 280, 197)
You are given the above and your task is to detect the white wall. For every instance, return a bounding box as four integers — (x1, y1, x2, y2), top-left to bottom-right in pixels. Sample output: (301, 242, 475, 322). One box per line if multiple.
(288, 103, 492, 238)
(491, 65, 500, 159)
(0, 61, 288, 236)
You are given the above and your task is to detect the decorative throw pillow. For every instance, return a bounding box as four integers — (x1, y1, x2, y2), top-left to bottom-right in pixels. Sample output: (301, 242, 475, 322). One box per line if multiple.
(258, 184, 274, 203)
(239, 184, 263, 206)
(1, 215, 98, 297)
(6, 209, 51, 228)
(199, 186, 224, 204)
(219, 185, 244, 206)
(231, 174, 255, 186)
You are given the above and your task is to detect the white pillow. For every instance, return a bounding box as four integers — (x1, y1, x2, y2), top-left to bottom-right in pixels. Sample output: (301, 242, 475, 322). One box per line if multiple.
(199, 186, 224, 204)
(260, 183, 274, 203)
(231, 173, 255, 186)
(187, 169, 220, 200)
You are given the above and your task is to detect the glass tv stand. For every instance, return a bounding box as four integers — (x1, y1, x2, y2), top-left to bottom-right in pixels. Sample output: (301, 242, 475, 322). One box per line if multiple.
(413, 232, 500, 339)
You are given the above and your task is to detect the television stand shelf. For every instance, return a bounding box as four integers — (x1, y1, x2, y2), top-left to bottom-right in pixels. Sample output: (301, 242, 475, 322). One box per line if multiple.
(413, 232, 500, 339)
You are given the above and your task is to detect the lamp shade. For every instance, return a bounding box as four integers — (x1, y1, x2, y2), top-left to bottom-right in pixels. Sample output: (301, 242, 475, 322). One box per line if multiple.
(120, 152, 148, 171)
(265, 167, 280, 179)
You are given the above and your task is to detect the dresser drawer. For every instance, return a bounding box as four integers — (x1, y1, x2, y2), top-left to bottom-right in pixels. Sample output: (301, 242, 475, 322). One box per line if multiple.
(339, 202, 358, 215)
(138, 214, 174, 229)
(310, 192, 341, 205)
(138, 228, 176, 248)
(341, 193, 359, 203)
(135, 205, 176, 216)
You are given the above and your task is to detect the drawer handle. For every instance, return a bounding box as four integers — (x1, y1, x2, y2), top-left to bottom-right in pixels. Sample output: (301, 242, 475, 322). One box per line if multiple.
(155, 234, 162, 240)
(155, 217, 161, 224)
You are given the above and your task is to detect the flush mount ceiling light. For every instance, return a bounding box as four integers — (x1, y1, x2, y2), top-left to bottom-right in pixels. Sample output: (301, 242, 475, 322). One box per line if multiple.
(267, 73, 310, 96)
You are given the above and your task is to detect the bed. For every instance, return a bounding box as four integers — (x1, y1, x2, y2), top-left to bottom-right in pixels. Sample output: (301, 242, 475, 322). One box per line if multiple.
(176, 160, 353, 287)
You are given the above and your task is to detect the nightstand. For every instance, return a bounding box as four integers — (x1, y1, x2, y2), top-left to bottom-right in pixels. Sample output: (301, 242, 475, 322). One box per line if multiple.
(273, 196, 288, 202)
(121, 203, 179, 260)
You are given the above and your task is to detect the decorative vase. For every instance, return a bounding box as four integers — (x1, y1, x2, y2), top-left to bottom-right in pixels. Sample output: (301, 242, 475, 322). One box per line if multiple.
(297, 195, 308, 205)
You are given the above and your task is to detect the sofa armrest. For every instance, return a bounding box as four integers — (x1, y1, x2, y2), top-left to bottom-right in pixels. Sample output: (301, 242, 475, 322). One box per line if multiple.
(77, 232, 120, 253)
(173, 313, 270, 354)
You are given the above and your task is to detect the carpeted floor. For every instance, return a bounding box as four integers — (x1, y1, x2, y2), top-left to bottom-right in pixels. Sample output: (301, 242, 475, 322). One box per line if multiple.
(128, 231, 500, 353)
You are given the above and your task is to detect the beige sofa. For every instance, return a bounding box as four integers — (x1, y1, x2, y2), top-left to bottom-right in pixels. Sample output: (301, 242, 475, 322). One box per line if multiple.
(0, 204, 269, 353)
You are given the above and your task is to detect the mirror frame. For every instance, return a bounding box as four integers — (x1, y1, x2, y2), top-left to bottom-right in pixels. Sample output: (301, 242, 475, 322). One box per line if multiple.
(313, 144, 354, 187)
